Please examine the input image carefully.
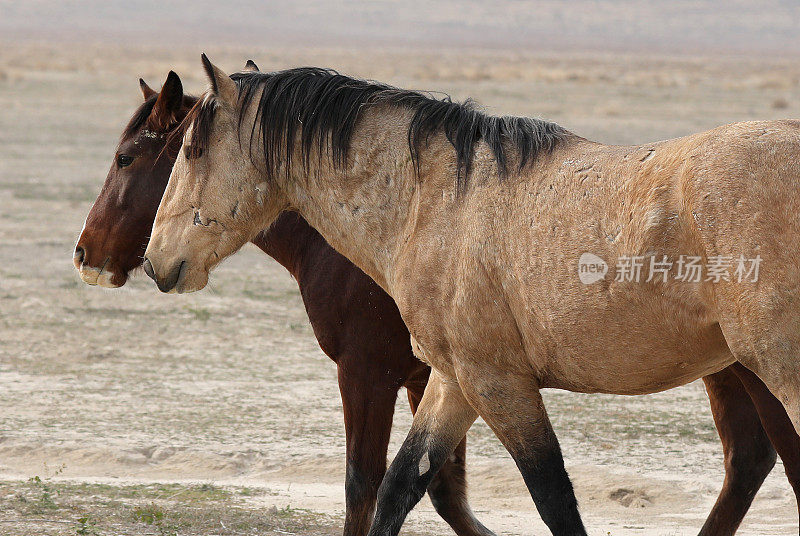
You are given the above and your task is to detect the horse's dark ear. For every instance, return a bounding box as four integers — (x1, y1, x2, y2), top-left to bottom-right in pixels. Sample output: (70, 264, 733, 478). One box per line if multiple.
(150, 71, 183, 130)
(139, 78, 157, 100)
(201, 53, 237, 106)
(243, 59, 259, 72)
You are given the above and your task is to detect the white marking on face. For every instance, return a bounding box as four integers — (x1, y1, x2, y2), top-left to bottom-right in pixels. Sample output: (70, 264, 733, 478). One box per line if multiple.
(74, 216, 89, 262)
(96, 270, 118, 288)
(78, 265, 101, 285)
(78, 215, 88, 235)
(78, 264, 121, 288)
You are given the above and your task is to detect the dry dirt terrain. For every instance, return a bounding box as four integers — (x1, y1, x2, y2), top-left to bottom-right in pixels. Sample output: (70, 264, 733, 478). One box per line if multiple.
(1, 41, 799, 535)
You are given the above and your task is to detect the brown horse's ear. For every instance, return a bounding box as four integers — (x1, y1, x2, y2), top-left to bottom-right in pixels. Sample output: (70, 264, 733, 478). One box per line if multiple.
(201, 53, 237, 107)
(150, 70, 183, 130)
(243, 59, 259, 72)
(139, 78, 157, 100)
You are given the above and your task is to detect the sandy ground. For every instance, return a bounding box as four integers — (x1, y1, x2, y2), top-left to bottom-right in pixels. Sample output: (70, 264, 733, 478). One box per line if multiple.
(1, 42, 799, 535)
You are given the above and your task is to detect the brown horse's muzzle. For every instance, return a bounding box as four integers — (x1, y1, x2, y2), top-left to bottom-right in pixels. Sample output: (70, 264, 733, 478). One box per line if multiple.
(73, 237, 127, 288)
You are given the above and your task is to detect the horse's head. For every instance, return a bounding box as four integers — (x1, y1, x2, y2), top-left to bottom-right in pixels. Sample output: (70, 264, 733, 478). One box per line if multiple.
(74, 71, 195, 287)
(144, 56, 286, 293)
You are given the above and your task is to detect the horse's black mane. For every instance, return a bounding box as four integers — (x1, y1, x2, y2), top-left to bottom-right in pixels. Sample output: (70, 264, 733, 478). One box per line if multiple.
(186, 68, 567, 194)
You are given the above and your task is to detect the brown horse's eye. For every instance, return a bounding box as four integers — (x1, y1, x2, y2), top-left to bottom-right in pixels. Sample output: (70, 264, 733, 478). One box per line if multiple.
(185, 146, 203, 159)
(117, 154, 134, 167)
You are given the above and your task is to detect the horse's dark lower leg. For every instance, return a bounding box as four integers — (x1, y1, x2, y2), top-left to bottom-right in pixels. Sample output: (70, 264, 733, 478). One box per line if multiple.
(367, 373, 479, 536)
(457, 369, 586, 536)
(512, 445, 584, 536)
(731, 362, 800, 525)
(700, 367, 776, 536)
(406, 385, 495, 536)
(338, 366, 398, 536)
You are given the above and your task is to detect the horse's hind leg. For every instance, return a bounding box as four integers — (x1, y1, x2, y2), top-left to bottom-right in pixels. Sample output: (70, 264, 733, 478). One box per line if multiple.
(714, 287, 800, 435)
(700, 366, 777, 536)
(367, 371, 479, 536)
(338, 365, 399, 536)
(406, 381, 495, 536)
(731, 362, 800, 524)
(455, 367, 586, 536)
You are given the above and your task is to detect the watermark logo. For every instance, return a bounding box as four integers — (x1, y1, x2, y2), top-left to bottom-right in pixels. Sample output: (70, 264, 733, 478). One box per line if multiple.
(578, 253, 609, 284)
(578, 253, 762, 285)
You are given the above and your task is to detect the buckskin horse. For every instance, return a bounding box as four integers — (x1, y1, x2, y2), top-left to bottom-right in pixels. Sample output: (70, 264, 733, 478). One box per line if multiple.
(141, 57, 800, 535)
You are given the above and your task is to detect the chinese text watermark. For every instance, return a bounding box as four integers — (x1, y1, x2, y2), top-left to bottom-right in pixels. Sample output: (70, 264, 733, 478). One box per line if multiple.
(578, 254, 761, 284)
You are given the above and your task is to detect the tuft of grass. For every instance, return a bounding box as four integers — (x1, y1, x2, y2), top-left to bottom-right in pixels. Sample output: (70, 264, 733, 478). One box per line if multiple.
(132, 503, 165, 525)
(75, 514, 98, 535)
(25, 475, 59, 512)
(187, 307, 212, 322)
(289, 322, 311, 332)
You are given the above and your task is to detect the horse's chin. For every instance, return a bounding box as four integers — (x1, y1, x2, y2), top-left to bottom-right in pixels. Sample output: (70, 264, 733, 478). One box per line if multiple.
(106, 270, 129, 288)
(173, 267, 208, 294)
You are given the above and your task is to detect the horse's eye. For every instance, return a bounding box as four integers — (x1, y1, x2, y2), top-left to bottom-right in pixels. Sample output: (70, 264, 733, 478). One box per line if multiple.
(185, 146, 203, 159)
(117, 154, 134, 167)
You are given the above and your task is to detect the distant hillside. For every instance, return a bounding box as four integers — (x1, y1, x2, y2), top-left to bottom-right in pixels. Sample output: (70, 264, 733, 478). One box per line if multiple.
(1, 0, 799, 55)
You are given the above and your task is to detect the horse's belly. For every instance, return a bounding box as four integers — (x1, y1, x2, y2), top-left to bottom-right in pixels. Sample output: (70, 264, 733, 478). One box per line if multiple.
(529, 268, 733, 394)
(536, 301, 733, 395)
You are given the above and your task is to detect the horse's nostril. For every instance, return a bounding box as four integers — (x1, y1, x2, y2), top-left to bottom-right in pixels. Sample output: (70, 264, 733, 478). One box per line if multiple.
(159, 261, 185, 293)
(143, 258, 156, 281)
(74, 246, 85, 264)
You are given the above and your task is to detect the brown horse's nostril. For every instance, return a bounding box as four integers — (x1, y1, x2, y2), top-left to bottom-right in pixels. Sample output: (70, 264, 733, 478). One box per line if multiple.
(74, 246, 86, 265)
(143, 258, 156, 281)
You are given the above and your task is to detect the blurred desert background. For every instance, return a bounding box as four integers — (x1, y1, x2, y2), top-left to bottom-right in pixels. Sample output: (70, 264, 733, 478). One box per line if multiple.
(2, 1, 800, 535)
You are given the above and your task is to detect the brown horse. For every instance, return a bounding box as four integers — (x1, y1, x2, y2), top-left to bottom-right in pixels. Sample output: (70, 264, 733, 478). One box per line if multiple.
(142, 57, 800, 535)
(74, 69, 493, 536)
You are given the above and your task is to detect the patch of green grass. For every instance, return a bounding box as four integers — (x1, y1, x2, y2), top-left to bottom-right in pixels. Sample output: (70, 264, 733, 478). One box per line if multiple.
(131, 503, 165, 524)
(0, 479, 337, 535)
(75, 514, 98, 535)
(25, 475, 59, 513)
(237, 486, 258, 497)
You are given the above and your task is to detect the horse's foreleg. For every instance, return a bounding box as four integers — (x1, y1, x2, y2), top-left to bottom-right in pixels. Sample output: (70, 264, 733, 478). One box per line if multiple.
(456, 366, 586, 536)
(406, 383, 496, 536)
(367, 371, 478, 536)
(338, 365, 398, 536)
(700, 366, 777, 536)
(731, 362, 800, 524)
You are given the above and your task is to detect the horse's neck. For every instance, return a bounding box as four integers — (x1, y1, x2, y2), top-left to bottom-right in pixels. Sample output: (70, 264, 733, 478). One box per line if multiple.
(251, 212, 325, 277)
(281, 109, 420, 292)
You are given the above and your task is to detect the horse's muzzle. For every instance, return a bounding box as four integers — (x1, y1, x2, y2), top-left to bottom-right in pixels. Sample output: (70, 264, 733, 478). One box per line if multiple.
(143, 257, 185, 293)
